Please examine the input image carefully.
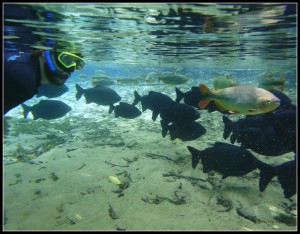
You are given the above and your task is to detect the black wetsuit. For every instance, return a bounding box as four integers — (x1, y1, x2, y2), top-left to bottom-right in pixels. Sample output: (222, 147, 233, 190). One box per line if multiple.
(4, 51, 41, 114)
(3, 4, 45, 115)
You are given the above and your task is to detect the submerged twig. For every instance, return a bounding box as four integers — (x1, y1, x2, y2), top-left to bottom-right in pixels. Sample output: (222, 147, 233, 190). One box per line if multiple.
(105, 161, 129, 168)
(236, 207, 260, 223)
(163, 171, 206, 182)
(66, 148, 78, 152)
(109, 204, 119, 219)
(75, 163, 86, 171)
(122, 156, 138, 164)
(141, 192, 186, 205)
(145, 153, 176, 163)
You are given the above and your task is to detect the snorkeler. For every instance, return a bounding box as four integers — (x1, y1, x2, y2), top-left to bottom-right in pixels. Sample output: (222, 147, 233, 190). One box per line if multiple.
(4, 50, 85, 114)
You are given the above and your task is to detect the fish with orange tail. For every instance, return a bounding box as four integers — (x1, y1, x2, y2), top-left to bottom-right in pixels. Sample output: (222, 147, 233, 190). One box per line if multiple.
(198, 84, 280, 115)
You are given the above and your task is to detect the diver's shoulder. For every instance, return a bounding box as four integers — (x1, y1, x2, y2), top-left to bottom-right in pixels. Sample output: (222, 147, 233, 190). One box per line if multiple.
(4, 51, 36, 63)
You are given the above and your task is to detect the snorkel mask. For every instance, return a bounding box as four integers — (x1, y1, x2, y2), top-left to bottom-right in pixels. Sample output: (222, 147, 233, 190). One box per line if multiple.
(57, 52, 85, 70)
(44, 50, 85, 85)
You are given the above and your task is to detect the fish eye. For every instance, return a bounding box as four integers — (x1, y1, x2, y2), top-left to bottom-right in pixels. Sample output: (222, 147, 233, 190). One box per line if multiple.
(265, 100, 272, 104)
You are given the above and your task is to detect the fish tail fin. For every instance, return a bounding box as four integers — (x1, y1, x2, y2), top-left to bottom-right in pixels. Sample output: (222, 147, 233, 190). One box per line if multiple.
(258, 162, 277, 193)
(152, 111, 160, 121)
(230, 133, 238, 144)
(222, 116, 233, 140)
(278, 160, 296, 199)
(175, 87, 184, 103)
(108, 104, 115, 114)
(198, 84, 211, 109)
(132, 91, 141, 106)
(21, 104, 31, 119)
(75, 84, 84, 100)
(187, 146, 202, 169)
(278, 175, 296, 199)
(160, 120, 169, 138)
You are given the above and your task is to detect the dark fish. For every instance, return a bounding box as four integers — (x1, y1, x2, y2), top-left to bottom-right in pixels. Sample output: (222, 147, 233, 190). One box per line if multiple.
(187, 143, 276, 190)
(187, 142, 271, 175)
(236, 126, 296, 156)
(175, 87, 231, 114)
(260, 158, 296, 199)
(223, 115, 270, 141)
(132, 91, 174, 121)
(269, 89, 296, 112)
(276, 159, 296, 199)
(21, 100, 72, 120)
(223, 109, 296, 140)
(160, 102, 200, 125)
(267, 109, 296, 130)
(109, 102, 142, 119)
(76, 84, 121, 106)
(161, 121, 206, 141)
(36, 83, 69, 98)
(175, 87, 201, 108)
(223, 110, 296, 156)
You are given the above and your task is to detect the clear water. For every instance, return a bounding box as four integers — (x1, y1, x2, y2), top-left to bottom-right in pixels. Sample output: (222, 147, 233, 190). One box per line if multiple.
(3, 3, 297, 231)
(4, 3, 296, 68)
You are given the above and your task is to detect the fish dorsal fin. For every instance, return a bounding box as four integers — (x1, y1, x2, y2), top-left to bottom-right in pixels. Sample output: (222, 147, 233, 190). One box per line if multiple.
(187, 146, 202, 169)
(108, 104, 115, 114)
(152, 111, 160, 121)
(198, 84, 211, 109)
(199, 84, 210, 96)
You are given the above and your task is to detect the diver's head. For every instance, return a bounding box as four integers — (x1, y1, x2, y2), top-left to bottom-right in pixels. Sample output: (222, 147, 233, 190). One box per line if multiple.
(43, 50, 85, 85)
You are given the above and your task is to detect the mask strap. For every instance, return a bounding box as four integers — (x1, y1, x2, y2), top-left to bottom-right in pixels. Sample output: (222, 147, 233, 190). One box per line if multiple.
(44, 50, 56, 72)
(44, 50, 69, 80)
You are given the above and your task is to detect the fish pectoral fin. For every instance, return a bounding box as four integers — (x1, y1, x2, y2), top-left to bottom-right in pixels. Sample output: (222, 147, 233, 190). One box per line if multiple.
(199, 99, 210, 109)
(228, 110, 239, 114)
(152, 111, 160, 121)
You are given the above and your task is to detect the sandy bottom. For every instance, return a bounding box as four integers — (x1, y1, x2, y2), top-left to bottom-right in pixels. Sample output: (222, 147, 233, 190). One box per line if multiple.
(3, 84, 297, 231)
